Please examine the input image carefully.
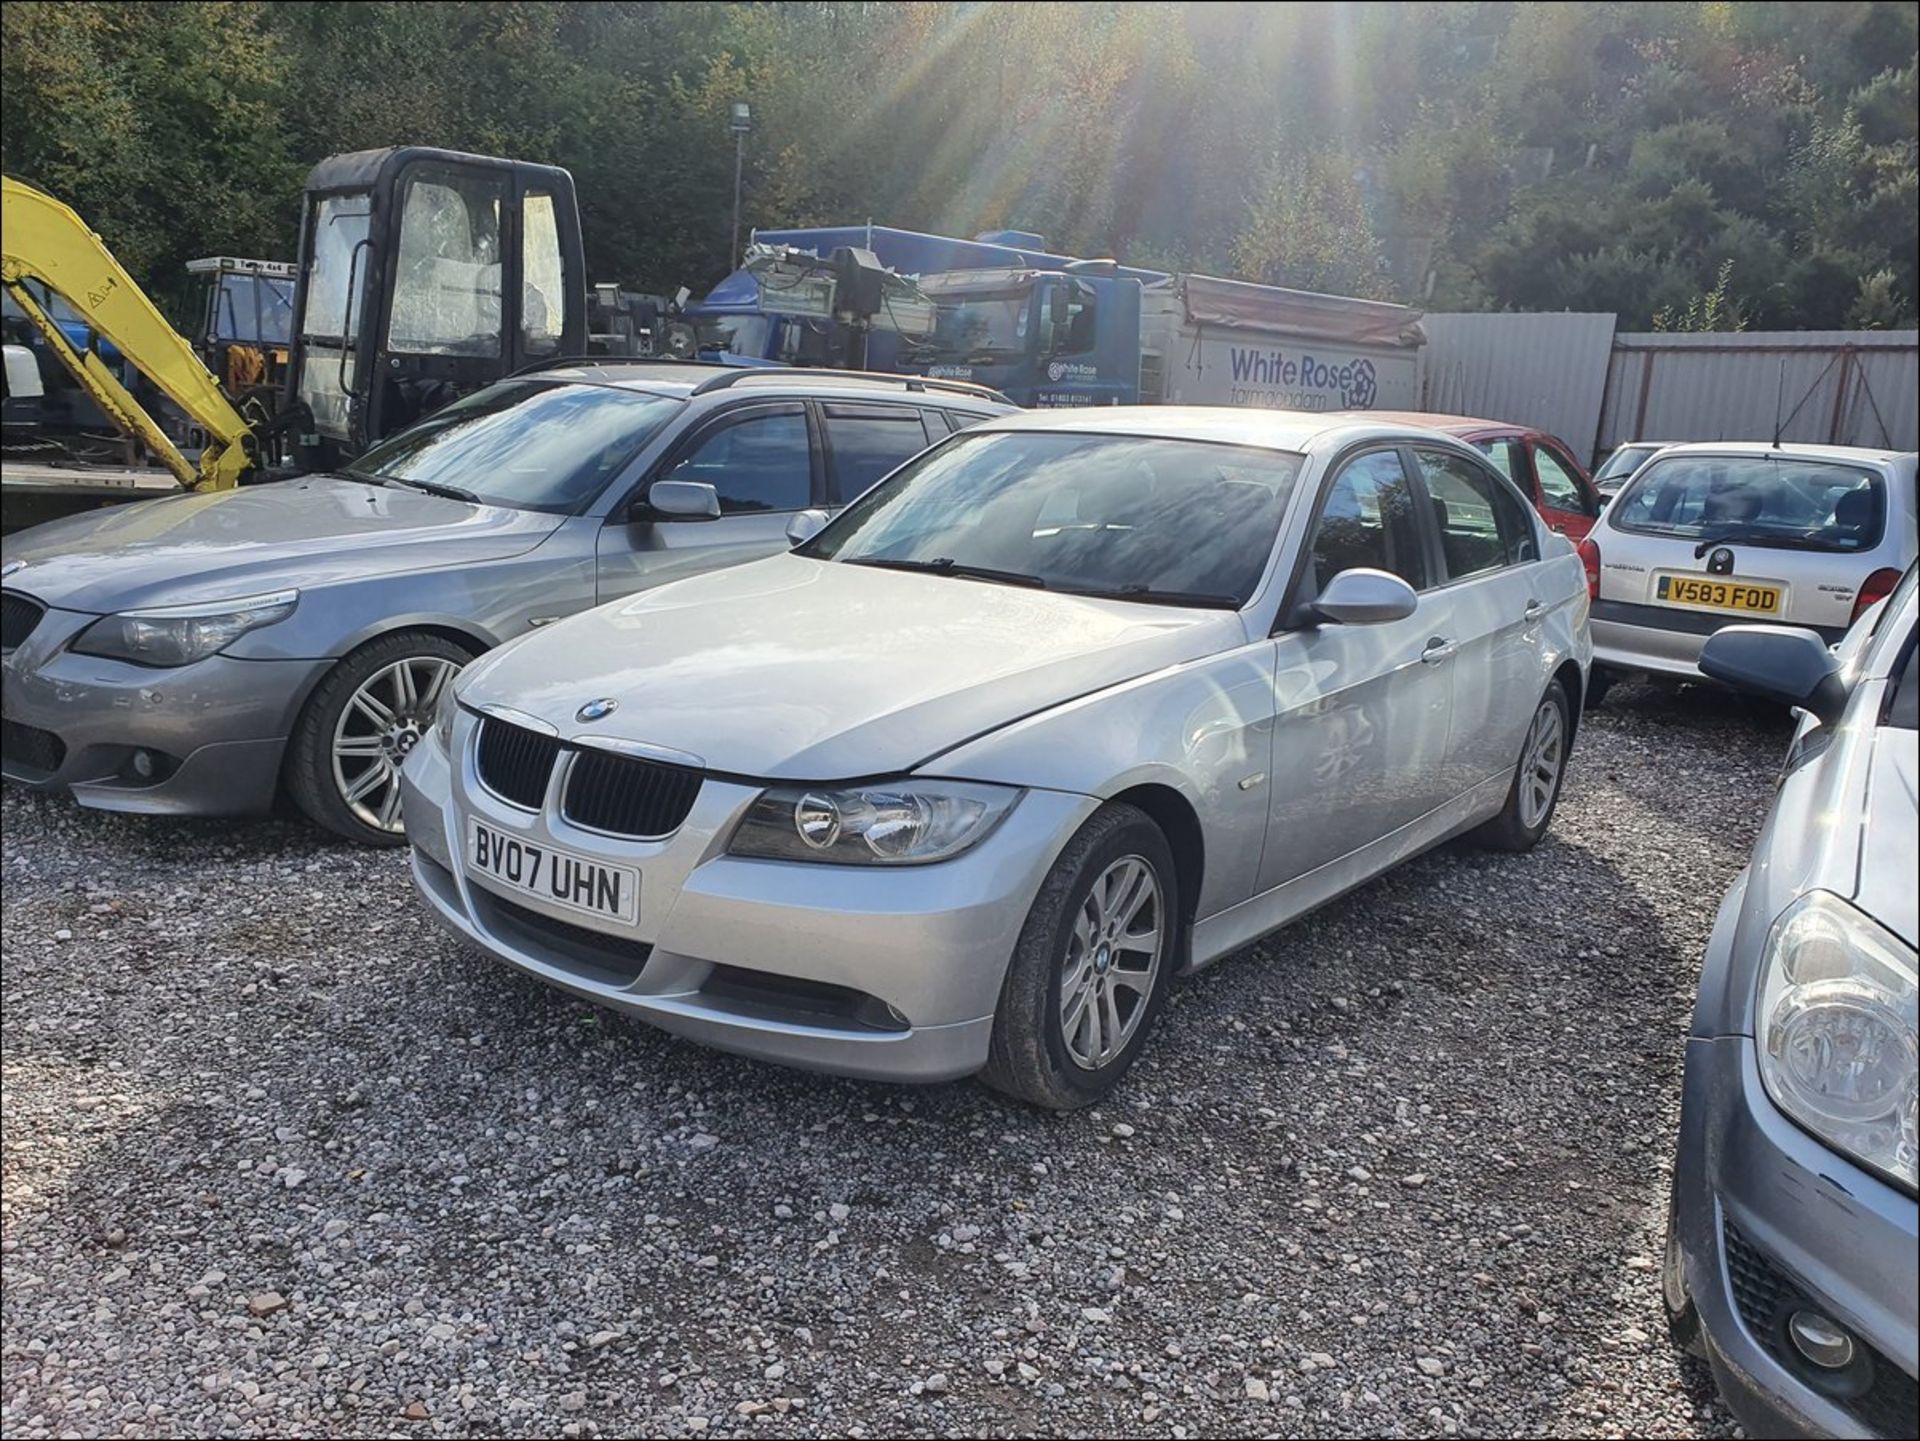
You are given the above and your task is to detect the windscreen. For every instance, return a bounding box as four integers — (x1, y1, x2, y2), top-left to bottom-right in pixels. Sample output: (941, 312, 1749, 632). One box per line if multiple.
(801, 430, 1306, 607)
(929, 290, 1032, 363)
(1593, 444, 1658, 484)
(1610, 453, 1886, 552)
(346, 380, 681, 514)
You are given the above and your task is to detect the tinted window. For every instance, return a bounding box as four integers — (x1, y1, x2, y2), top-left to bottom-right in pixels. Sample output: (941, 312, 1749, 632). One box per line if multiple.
(665, 410, 812, 513)
(804, 431, 1304, 607)
(1474, 437, 1525, 484)
(1417, 449, 1538, 578)
(349, 379, 680, 514)
(1533, 445, 1590, 513)
(1309, 450, 1428, 592)
(1611, 455, 1886, 552)
(823, 407, 933, 503)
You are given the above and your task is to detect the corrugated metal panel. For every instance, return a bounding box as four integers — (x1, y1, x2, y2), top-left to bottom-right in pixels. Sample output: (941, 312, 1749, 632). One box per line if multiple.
(1417, 313, 1617, 461)
(1598, 331, 1918, 454)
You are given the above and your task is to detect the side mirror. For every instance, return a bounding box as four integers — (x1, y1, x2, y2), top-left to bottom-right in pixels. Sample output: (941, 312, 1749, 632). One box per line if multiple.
(1698, 625, 1849, 724)
(1310, 568, 1419, 626)
(786, 509, 829, 547)
(647, 479, 721, 520)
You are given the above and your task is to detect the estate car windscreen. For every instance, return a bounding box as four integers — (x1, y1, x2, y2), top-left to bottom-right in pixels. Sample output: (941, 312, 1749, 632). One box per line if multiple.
(1609, 454, 1886, 553)
(345, 380, 682, 514)
(799, 430, 1306, 607)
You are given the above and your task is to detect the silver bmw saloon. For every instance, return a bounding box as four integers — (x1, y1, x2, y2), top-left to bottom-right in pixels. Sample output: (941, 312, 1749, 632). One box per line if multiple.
(401, 407, 1593, 1106)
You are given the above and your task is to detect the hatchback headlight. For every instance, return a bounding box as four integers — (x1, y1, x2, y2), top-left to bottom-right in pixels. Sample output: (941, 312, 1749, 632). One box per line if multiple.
(728, 780, 1020, 865)
(72, 589, 298, 668)
(1756, 891, 1918, 1191)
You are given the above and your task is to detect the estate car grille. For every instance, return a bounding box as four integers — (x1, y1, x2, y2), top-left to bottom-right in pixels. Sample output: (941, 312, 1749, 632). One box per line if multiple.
(1723, 1218, 1918, 1439)
(563, 748, 703, 839)
(472, 716, 704, 838)
(1, 720, 66, 776)
(474, 716, 563, 810)
(1, 591, 45, 652)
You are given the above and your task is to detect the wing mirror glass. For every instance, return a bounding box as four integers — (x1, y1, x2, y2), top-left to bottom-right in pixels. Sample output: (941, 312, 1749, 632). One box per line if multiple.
(786, 509, 829, 547)
(1698, 625, 1849, 724)
(1310, 568, 1419, 625)
(647, 479, 721, 520)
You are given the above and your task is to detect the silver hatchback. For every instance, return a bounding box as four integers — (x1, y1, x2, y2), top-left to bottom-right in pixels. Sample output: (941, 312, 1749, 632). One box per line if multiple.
(1581, 442, 1917, 698)
(402, 408, 1592, 1106)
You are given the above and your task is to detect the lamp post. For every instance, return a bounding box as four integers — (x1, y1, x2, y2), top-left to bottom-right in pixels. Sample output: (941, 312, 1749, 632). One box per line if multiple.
(729, 100, 752, 269)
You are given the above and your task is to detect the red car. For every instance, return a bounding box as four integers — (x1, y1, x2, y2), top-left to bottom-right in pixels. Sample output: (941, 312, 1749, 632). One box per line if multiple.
(1367, 412, 1605, 540)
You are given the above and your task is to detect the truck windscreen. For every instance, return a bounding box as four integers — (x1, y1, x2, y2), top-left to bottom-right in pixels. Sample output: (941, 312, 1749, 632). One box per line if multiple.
(929, 288, 1031, 363)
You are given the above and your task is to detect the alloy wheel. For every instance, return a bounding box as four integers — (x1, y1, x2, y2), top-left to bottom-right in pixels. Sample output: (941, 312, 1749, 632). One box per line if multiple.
(1059, 855, 1165, 1071)
(330, 655, 460, 834)
(1517, 699, 1565, 829)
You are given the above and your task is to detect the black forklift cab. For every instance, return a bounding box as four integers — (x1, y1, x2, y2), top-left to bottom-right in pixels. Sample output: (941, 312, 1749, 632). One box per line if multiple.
(284, 146, 587, 470)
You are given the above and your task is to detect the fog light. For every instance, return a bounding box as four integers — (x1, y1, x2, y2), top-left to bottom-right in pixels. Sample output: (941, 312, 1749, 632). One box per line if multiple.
(1787, 1310, 1856, 1370)
(130, 749, 155, 779)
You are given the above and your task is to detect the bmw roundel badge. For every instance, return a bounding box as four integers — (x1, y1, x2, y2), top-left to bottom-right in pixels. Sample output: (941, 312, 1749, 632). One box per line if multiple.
(576, 698, 620, 723)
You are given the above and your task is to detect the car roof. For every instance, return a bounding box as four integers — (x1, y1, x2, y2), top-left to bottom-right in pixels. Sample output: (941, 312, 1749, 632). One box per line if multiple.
(1346, 409, 1521, 437)
(1643, 440, 1911, 466)
(974, 405, 1480, 454)
(523, 361, 1011, 409)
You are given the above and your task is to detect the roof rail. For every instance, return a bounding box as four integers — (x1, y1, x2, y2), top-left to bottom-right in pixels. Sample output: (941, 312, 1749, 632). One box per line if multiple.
(508, 354, 736, 379)
(688, 366, 1014, 406)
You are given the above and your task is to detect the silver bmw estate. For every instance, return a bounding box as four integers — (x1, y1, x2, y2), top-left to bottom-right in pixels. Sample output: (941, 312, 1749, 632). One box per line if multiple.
(401, 407, 1594, 1106)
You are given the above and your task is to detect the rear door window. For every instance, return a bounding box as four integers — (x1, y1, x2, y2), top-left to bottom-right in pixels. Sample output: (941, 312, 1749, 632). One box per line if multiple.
(1416, 449, 1539, 577)
(1611, 455, 1886, 552)
(821, 404, 935, 503)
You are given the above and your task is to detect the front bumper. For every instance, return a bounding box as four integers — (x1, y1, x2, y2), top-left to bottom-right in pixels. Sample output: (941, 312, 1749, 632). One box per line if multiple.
(0, 602, 327, 815)
(399, 717, 1098, 1083)
(1673, 1033, 1918, 1440)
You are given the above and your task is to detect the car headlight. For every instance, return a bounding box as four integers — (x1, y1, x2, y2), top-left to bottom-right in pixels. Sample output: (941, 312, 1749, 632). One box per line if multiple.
(728, 780, 1020, 865)
(72, 589, 298, 668)
(1756, 891, 1918, 1191)
(432, 675, 462, 751)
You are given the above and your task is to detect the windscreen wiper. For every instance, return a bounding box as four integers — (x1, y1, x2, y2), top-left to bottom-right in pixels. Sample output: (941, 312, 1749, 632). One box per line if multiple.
(842, 556, 1049, 589)
(386, 476, 482, 504)
(1064, 583, 1243, 609)
(1691, 528, 1823, 558)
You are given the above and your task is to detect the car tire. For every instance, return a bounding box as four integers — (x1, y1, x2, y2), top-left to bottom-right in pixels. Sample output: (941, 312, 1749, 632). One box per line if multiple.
(980, 803, 1179, 1111)
(1474, 679, 1571, 852)
(1661, 1181, 1707, 1358)
(286, 630, 475, 847)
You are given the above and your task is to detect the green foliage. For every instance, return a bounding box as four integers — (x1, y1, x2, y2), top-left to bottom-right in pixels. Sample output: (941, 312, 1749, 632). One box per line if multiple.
(2, 1, 1913, 328)
(1653, 258, 1747, 331)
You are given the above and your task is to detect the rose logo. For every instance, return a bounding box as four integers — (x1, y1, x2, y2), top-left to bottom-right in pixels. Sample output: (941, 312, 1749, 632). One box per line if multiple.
(1342, 359, 1377, 409)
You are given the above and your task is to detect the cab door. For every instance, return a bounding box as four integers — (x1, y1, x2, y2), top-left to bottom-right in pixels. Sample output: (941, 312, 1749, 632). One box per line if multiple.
(594, 401, 821, 603)
(1259, 447, 1456, 891)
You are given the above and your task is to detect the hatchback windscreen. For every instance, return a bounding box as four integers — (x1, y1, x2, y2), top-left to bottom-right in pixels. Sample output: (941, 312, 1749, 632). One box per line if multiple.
(1594, 445, 1658, 485)
(1609, 455, 1886, 552)
(345, 381, 682, 514)
(800, 431, 1306, 607)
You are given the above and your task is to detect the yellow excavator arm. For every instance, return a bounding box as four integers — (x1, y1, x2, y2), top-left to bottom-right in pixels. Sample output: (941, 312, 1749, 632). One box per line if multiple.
(2, 175, 254, 490)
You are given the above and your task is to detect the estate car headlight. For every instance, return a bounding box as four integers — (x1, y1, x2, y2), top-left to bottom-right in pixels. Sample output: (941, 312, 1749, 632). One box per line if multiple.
(1756, 891, 1918, 1191)
(728, 780, 1021, 865)
(72, 589, 298, 668)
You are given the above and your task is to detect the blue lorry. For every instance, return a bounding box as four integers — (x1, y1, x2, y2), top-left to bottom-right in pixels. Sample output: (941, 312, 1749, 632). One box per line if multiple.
(690, 225, 1424, 412)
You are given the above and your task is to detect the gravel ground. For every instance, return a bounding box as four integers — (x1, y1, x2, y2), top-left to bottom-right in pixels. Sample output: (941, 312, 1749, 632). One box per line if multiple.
(2, 681, 1792, 1440)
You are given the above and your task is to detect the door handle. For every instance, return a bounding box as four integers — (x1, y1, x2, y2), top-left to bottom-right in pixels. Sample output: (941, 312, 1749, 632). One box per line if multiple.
(1420, 637, 1457, 665)
(1523, 599, 1547, 622)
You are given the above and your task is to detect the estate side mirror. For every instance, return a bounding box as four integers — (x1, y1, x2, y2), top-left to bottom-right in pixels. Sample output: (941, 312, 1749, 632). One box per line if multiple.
(786, 509, 829, 546)
(647, 479, 721, 520)
(1310, 568, 1419, 626)
(1698, 625, 1849, 725)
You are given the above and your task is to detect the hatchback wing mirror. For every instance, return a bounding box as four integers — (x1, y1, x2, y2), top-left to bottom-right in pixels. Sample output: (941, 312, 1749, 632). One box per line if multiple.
(786, 509, 829, 547)
(1310, 568, 1419, 626)
(1699, 625, 1849, 724)
(648, 479, 721, 520)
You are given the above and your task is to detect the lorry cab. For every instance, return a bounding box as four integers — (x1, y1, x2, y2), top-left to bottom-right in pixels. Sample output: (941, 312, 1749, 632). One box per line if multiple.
(284, 146, 588, 471)
(911, 267, 1143, 407)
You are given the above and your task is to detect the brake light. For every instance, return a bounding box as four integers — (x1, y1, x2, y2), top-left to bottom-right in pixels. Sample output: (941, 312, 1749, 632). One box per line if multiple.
(1851, 567, 1900, 624)
(1576, 537, 1601, 601)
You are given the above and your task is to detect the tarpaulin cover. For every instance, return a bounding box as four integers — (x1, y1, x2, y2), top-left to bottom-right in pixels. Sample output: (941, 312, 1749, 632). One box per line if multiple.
(1173, 274, 1424, 348)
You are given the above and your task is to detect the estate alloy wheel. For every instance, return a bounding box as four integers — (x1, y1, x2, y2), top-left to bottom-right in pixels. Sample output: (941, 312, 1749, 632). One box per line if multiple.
(1060, 856, 1166, 1071)
(330, 655, 461, 835)
(287, 630, 475, 846)
(982, 803, 1179, 1110)
(1475, 678, 1571, 852)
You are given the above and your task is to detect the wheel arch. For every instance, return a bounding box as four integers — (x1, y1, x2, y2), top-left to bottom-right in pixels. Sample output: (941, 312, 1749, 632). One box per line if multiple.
(1108, 781, 1204, 972)
(1552, 657, 1585, 742)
